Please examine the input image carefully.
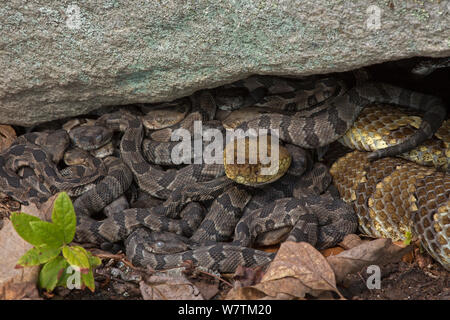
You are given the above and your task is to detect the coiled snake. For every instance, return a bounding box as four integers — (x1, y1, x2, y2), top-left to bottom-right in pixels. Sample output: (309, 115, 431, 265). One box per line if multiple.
(331, 105, 449, 270)
(0, 73, 447, 272)
(77, 76, 446, 272)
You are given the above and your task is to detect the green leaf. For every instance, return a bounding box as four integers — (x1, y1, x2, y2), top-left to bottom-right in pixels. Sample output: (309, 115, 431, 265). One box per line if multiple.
(403, 231, 413, 246)
(62, 246, 90, 270)
(56, 264, 80, 289)
(52, 192, 76, 244)
(17, 245, 61, 267)
(55, 266, 71, 288)
(81, 269, 96, 292)
(10, 212, 45, 246)
(88, 254, 102, 269)
(39, 256, 68, 292)
(29, 221, 65, 249)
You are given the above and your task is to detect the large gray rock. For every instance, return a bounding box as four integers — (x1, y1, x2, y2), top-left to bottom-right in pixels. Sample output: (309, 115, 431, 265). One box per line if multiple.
(1, 0, 449, 126)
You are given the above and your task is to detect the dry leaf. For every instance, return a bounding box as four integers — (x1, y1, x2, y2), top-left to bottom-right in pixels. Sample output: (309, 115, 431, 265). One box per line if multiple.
(338, 234, 364, 249)
(1, 281, 41, 300)
(320, 247, 345, 257)
(226, 242, 341, 300)
(254, 244, 279, 253)
(232, 265, 265, 288)
(413, 247, 433, 268)
(401, 250, 415, 264)
(327, 238, 413, 284)
(190, 278, 220, 300)
(139, 274, 204, 300)
(394, 241, 415, 264)
(0, 195, 56, 300)
(225, 285, 270, 300)
(0, 125, 16, 152)
(260, 242, 341, 297)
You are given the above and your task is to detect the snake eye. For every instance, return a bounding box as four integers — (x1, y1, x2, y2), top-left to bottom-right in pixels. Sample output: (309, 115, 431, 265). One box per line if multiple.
(155, 241, 164, 248)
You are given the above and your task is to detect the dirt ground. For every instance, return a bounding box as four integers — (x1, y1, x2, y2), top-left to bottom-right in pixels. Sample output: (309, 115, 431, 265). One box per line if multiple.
(40, 247, 449, 300)
(342, 261, 449, 300)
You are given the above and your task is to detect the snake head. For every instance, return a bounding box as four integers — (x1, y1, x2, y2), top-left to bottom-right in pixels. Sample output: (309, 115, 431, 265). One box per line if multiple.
(69, 125, 113, 151)
(223, 135, 292, 186)
(143, 231, 191, 254)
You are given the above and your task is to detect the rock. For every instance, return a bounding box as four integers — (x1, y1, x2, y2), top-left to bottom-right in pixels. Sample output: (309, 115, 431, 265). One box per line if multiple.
(1, 1, 449, 126)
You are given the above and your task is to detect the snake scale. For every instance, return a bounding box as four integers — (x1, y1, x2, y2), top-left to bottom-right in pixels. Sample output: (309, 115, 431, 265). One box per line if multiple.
(0, 70, 448, 272)
(331, 104, 449, 270)
(330, 151, 449, 271)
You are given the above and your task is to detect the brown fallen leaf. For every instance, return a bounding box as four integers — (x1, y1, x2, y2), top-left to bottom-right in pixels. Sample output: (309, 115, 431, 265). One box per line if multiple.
(413, 247, 434, 268)
(226, 242, 342, 300)
(0, 281, 41, 300)
(320, 246, 345, 257)
(0, 195, 56, 300)
(254, 244, 280, 253)
(393, 240, 416, 264)
(232, 265, 265, 288)
(190, 278, 220, 300)
(139, 274, 204, 300)
(338, 234, 364, 250)
(326, 238, 413, 284)
(226, 285, 270, 300)
(0, 125, 16, 153)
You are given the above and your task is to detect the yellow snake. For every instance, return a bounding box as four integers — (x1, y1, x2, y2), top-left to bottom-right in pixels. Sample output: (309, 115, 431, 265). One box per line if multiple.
(339, 104, 449, 171)
(223, 135, 292, 186)
(331, 104, 449, 270)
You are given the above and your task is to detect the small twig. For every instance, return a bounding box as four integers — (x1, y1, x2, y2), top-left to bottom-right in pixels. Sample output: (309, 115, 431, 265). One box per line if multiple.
(356, 271, 366, 284)
(148, 262, 233, 287)
(87, 249, 147, 273)
(422, 269, 440, 280)
(194, 269, 233, 288)
(120, 259, 147, 272)
(93, 252, 126, 261)
(88, 249, 234, 287)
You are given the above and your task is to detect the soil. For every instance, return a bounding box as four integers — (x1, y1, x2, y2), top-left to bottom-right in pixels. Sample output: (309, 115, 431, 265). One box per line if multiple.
(39, 247, 449, 300)
(341, 260, 449, 300)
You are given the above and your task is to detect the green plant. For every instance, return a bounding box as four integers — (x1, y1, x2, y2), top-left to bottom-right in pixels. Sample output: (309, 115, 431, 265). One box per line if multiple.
(11, 192, 101, 292)
(403, 231, 413, 246)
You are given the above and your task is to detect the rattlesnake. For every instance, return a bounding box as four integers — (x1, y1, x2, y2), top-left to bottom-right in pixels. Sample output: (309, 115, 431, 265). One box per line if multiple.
(76, 76, 445, 271)
(338, 104, 449, 172)
(330, 151, 449, 271)
(0, 73, 447, 272)
(71, 107, 357, 272)
(331, 105, 449, 270)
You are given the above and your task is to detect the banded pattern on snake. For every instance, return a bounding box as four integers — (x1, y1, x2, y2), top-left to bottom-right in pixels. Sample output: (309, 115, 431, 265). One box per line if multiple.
(0, 70, 448, 272)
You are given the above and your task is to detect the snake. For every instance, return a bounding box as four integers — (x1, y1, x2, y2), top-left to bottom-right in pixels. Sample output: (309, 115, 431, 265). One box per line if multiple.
(73, 75, 445, 271)
(0, 129, 107, 205)
(330, 150, 449, 271)
(234, 79, 446, 161)
(0, 73, 447, 272)
(123, 157, 357, 273)
(338, 104, 449, 172)
(410, 56, 450, 78)
(329, 103, 449, 270)
(71, 104, 357, 272)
